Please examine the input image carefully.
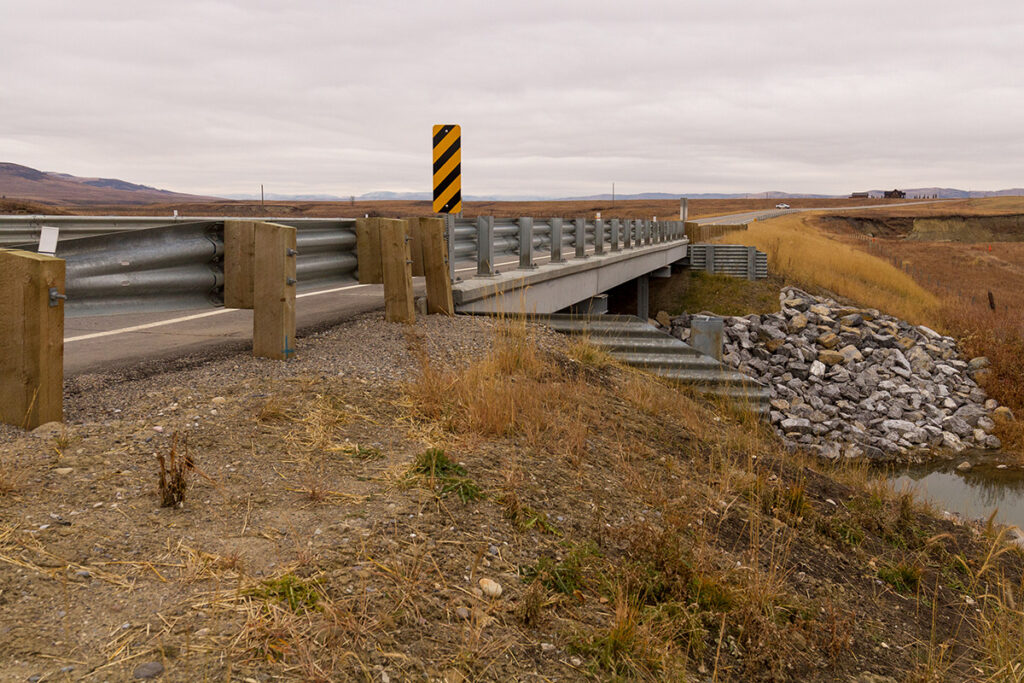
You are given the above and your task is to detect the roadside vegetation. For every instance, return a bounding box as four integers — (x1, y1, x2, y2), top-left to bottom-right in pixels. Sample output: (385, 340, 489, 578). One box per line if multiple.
(3, 315, 1023, 680)
(723, 201, 1024, 458)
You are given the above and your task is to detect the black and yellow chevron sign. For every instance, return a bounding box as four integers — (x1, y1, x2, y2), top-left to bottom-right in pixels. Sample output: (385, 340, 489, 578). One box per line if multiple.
(432, 124, 462, 214)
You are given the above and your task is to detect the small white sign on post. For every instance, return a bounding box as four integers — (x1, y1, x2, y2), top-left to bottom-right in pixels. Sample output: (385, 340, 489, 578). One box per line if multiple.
(38, 226, 59, 256)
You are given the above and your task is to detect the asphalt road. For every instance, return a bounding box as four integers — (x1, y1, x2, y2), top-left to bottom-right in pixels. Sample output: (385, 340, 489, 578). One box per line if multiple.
(61, 203, 943, 376)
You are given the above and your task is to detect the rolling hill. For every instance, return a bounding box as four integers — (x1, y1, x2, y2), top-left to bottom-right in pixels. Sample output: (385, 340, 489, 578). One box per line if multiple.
(0, 163, 219, 206)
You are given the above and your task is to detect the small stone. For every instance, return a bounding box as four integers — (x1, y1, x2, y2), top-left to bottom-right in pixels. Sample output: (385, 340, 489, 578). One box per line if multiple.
(153, 426, 164, 433)
(817, 349, 845, 366)
(478, 577, 502, 598)
(211, 396, 227, 405)
(956, 461, 972, 472)
(817, 332, 840, 349)
(541, 642, 555, 653)
(455, 606, 470, 619)
(897, 335, 921, 350)
(133, 661, 164, 679)
(840, 313, 863, 326)
(809, 360, 826, 378)
(942, 432, 967, 453)
(54, 467, 73, 475)
(570, 656, 584, 667)
(656, 310, 672, 328)
(838, 344, 863, 363)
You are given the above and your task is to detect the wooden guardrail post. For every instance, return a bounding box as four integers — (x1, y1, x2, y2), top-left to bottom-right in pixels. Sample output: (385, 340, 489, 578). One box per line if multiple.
(253, 222, 297, 359)
(356, 217, 384, 284)
(379, 218, 415, 323)
(224, 220, 256, 309)
(417, 217, 454, 315)
(0, 250, 65, 429)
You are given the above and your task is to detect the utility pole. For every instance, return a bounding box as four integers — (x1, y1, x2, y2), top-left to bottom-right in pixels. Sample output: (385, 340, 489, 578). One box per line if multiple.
(260, 184, 265, 212)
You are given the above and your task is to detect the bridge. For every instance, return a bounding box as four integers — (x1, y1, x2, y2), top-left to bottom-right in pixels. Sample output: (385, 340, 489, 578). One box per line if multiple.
(0, 211, 767, 429)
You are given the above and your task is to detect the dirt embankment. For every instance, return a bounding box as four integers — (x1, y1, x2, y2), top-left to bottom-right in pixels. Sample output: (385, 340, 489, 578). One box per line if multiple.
(2, 313, 1023, 681)
(822, 214, 1024, 242)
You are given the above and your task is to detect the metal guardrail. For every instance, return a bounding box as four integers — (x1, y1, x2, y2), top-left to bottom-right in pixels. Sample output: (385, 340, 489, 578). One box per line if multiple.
(445, 216, 688, 278)
(3, 216, 358, 316)
(0, 215, 688, 316)
(687, 244, 768, 280)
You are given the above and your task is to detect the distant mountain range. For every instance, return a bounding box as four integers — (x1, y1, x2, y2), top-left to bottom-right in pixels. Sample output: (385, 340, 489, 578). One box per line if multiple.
(0, 162, 217, 205)
(3, 162, 1021, 205)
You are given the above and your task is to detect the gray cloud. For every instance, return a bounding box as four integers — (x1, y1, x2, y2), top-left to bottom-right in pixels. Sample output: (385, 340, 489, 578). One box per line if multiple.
(1, 0, 1021, 196)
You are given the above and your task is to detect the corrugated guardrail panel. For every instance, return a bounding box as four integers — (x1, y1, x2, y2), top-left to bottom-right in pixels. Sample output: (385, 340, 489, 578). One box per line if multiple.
(49, 221, 225, 316)
(7, 217, 360, 316)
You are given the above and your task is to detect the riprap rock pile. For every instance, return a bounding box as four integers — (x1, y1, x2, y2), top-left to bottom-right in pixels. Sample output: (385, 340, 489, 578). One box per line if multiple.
(665, 287, 1010, 461)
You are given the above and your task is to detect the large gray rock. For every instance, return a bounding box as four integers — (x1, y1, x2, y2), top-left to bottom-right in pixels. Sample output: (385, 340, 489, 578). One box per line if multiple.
(882, 419, 918, 435)
(780, 417, 812, 433)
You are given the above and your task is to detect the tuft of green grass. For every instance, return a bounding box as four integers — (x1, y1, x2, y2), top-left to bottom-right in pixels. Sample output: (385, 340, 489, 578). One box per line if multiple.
(878, 561, 922, 594)
(411, 448, 482, 503)
(252, 574, 322, 612)
(520, 545, 596, 595)
(413, 447, 466, 478)
(440, 477, 483, 503)
(814, 516, 865, 547)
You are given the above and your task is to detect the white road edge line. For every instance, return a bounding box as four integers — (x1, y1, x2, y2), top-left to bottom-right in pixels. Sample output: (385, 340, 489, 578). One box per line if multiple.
(64, 283, 372, 343)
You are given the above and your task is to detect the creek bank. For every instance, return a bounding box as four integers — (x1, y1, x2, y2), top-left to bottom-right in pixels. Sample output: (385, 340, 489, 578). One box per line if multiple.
(891, 456, 1024, 530)
(662, 286, 1010, 462)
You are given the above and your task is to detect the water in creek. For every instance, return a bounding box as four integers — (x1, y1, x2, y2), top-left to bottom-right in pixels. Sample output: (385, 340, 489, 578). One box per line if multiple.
(889, 455, 1024, 529)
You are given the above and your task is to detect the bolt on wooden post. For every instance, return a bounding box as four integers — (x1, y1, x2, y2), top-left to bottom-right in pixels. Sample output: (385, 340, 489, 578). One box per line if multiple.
(253, 222, 297, 360)
(0, 250, 65, 429)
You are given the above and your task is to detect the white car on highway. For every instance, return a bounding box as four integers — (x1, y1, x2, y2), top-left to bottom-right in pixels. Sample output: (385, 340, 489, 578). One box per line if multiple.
(775, 203, 790, 209)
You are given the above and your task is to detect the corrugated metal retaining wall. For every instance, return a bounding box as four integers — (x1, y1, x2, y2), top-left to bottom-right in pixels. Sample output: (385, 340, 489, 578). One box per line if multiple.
(688, 244, 768, 280)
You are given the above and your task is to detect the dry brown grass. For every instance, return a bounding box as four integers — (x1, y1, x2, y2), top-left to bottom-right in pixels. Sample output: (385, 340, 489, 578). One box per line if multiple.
(721, 212, 942, 325)
(834, 196, 1024, 219)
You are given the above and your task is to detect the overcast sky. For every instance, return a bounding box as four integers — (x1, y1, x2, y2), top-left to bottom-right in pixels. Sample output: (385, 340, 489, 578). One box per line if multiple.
(2, 1, 1022, 197)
